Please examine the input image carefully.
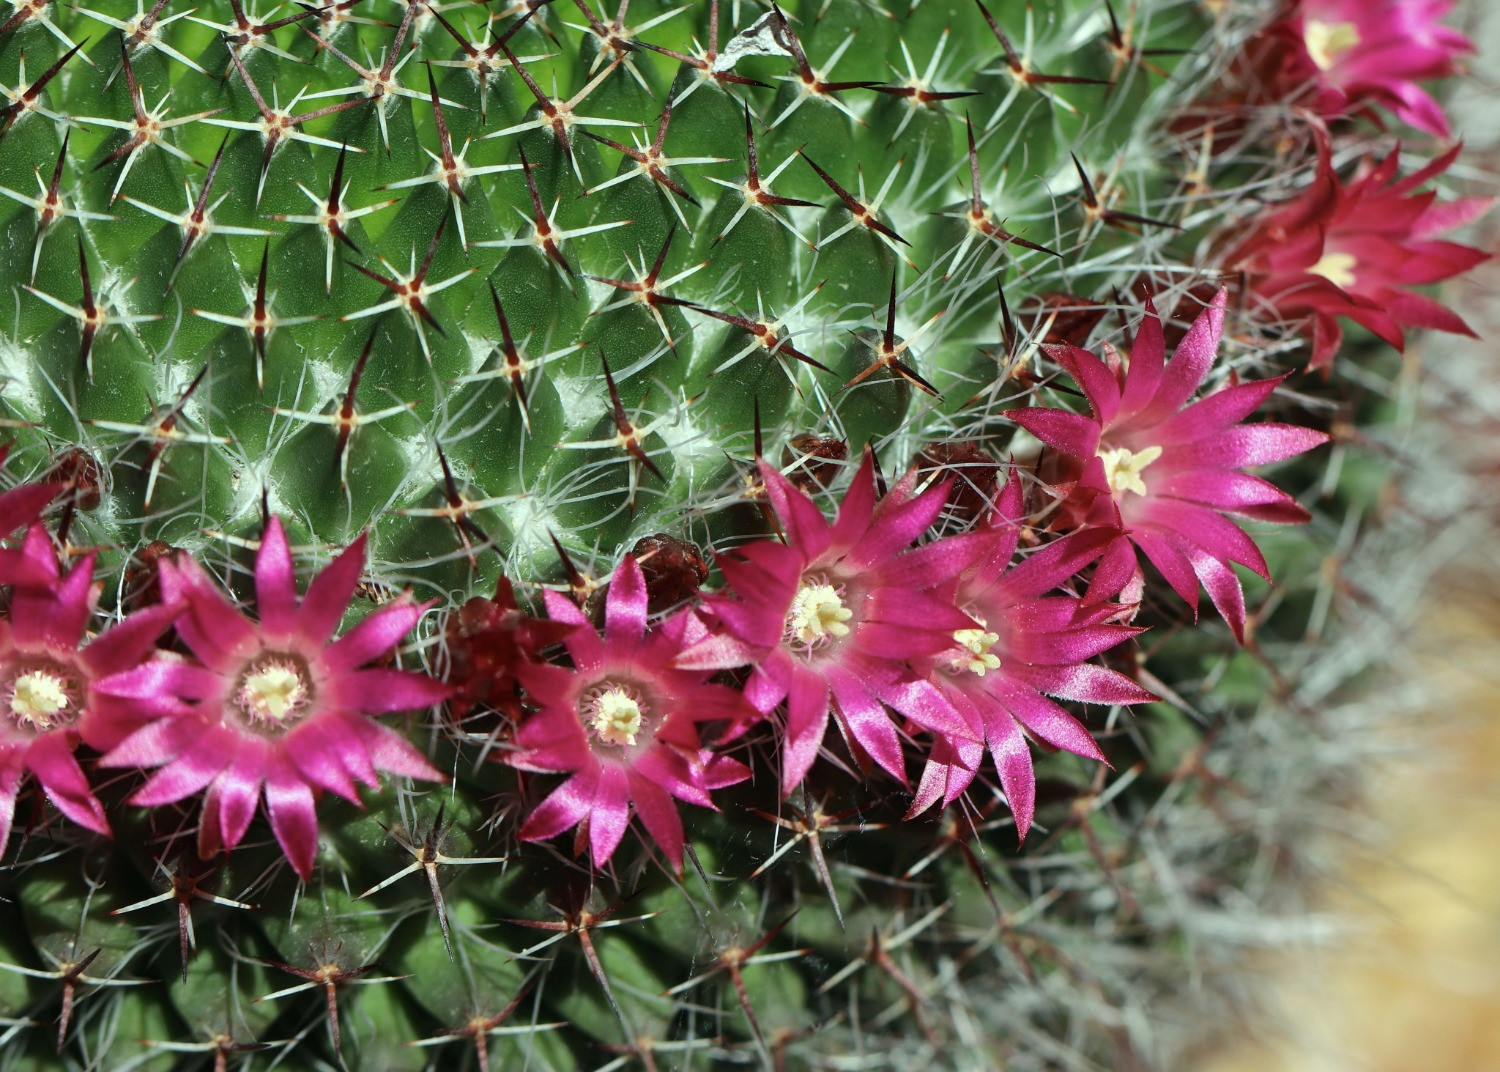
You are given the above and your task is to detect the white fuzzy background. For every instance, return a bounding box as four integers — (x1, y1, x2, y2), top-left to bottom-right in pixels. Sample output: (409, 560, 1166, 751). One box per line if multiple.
(1200, 2, 1500, 1068)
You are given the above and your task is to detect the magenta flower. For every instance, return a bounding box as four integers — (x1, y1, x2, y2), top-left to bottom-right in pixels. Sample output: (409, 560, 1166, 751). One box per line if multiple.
(678, 454, 979, 793)
(1267, 0, 1473, 137)
(2, 528, 179, 851)
(909, 475, 1155, 839)
(1005, 290, 1328, 642)
(507, 555, 753, 870)
(0, 446, 61, 586)
(1225, 139, 1490, 368)
(88, 519, 448, 880)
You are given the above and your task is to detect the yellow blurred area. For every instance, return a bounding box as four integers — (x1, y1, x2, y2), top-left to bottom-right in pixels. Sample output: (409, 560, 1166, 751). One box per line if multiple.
(1203, 576, 1500, 1072)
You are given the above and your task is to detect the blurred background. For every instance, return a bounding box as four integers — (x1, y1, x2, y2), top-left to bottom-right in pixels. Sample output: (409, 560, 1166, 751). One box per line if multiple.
(1201, 4, 1500, 1067)
(1204, 565, 1500, 1071)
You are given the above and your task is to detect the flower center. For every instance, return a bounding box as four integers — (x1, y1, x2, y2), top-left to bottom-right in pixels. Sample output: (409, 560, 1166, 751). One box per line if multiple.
(236, 657, 312, 725)
(7, 667, 75, 732)
(951, 627, 1002, 677)
(1304, 19, 1361, 71)
(785, 582, 852, 648)
(581, 683, 647, 747)
(1308, 250, 1358, 289)
(1098, 444, 1163, 497)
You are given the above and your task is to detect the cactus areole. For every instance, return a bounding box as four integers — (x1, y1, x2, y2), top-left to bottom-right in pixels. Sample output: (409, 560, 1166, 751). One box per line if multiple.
(0, 0, 1488, 1066)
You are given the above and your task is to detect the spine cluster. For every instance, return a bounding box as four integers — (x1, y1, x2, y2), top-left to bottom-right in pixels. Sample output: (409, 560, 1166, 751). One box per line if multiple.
(0, 0, 1489, 1066)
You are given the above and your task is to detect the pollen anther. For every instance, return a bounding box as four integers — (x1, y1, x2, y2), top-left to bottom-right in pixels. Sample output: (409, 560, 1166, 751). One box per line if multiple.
(582, 684, 647, 747)
(1304, 19, 1361, 71)
(237, 658, 312, 724)
(8, 668, 73, 731)
(951, 628, 1002, 676)
(786, 582, 853, 647)
(1308, 250, 1358, 289)
(1099, 444, 1163, 497)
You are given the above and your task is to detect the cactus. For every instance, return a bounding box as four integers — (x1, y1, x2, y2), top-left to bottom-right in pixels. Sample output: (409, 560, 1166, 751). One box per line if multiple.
(0, 0, 1488, 1068)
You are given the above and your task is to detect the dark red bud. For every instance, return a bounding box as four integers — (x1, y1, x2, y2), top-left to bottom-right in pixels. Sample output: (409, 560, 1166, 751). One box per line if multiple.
(631, 533, 709, 614)
(124, 541, 176, 611)
(48, 447, 104, 512)
(914, 440, 1001, 522)
(1022, 293, 1109, 348)
(781, 434, 849, 494)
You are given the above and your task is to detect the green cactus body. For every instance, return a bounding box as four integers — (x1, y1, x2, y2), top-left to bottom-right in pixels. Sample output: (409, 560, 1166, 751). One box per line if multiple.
(0, 0, 1217, 589)
(0, 0, 1462, 1067)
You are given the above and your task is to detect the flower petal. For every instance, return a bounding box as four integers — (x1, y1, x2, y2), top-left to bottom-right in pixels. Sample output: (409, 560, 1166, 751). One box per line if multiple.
(588, 764, 632, 865)
(8, 548, 93, 653)
(1172, 423, 1329, 469)
(214, 754, 265, 854)
(880, 675, 973, 743)
(25, 733, 109, 837)
(1186, 547, 1248, 643)
(319, 599, 423, 674)
(908, 728, 984, 818)
(287, 718, 364, 801)
(627, 767, 686, 871)
(827, 665, 906, 786)
(163, 557, 257, 674)
(828, 451, 879, 550)
(1021, 663, 1156, 705)
(1152, 376, 1285, 445)
(131, 732, 234, 806)
(761, 461, 832, 561)
(993, 678, 1108, 763)
(1153, 470, 1298, 515)
(781, 665, 830, 794)
(1132, 530, 1201, 611)
(1135, 289, 1226, 427)
(0, 481, 62, 539)
(847, 481, 950, 568)
(985, 712, 1037, 841)
(1002, 407, 1100, 458)
(321, 668, 451, 714)
(1000, 529, 1113, 600)
(81, 601, 181, 680)
(1049, 343, 1121, 426)
(354, 716, 445, 783)
(520, 769, 599, 842)
(296, 532, 368, 646)
(1141, 500, 1268, 577)
(265, 755, 321, 880)
(673, 629, 759, 673)
(255, 518, 299, 639)
(1117, 294, 1166, 422)
(0, 757, 25, 856)
(605, 554, 649, 653)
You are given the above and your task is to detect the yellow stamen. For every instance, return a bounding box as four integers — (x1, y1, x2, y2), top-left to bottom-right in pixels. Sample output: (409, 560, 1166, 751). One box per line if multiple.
(1308, 251, 1358, 289)
(1099, 444, 1163, 497)
(1304, 19, 1361, 71)
(585, 686, 645, 747)
(238, 662, 309, 723)
(9, 670, 71, 731)
(952, 628, 1002, 676)
(787, 583, 853, 646)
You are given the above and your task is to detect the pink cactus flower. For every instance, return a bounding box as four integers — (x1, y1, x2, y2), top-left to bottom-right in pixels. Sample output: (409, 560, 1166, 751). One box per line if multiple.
(677, 454, 980, 793)
(0, 446, 61, 586)
(1005, 290, 1329, 642)
(2, 528, 179, 851)
(1267, 0, 1473, 138)
(507, 555, 753, 870)
(909, 475, 1155, 839)
(1226, 139, 1489, 368)
(89, 519, 448, 880)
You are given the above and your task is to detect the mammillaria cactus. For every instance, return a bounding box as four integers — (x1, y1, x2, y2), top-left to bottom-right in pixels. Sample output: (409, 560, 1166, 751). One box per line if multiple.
(0, 0, 1489, 1068)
